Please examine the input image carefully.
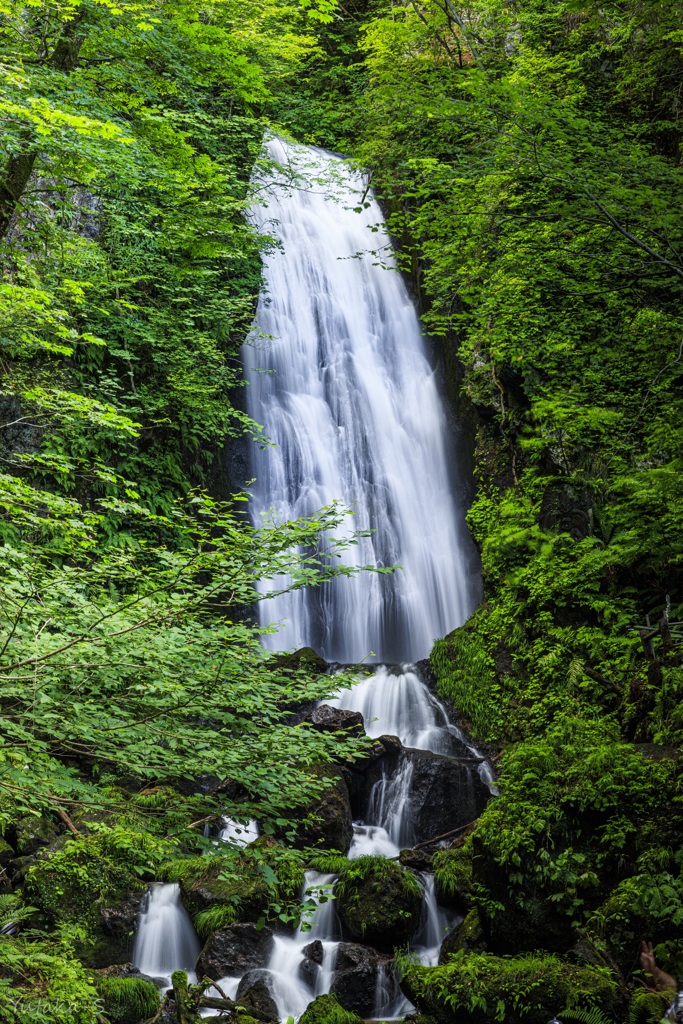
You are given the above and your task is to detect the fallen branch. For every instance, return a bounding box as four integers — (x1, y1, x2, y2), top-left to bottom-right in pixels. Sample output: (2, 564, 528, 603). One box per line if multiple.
(54, 807, 80, 834)
(411, 820, 477, 852)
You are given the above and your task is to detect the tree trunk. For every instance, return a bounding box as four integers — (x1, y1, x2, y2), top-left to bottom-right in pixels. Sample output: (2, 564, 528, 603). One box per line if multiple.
(0, 11, 87, 239)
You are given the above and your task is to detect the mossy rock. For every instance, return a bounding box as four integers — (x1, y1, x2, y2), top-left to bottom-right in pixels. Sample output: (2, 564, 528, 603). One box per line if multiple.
(299, 993, 364, 1024)
(95, 976, 160, 1024)
(400, 950, 619, 1024)
(438, 908, 486, 962)
(432, 846, 474, 910)
(335, 855, 423, 951)
(25, 831, 147, 967)
(271, 647, 328, 675)
(15, 813, 59, 855)
(162, 840, 304, 931)
(627, 988, 672, 1024)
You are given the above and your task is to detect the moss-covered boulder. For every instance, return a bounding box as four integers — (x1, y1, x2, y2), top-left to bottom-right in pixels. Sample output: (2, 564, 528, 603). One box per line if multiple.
(400, 950, 619, 1024)
(335, 856, 423, 951)
(94, 975, 160, 1024)
(438, 908, 486, 962)
(163, 839, 304, 934)
(298, 993, 364, 1024)
(627, 988, 673, 1024)
(25, 830, 148, 967)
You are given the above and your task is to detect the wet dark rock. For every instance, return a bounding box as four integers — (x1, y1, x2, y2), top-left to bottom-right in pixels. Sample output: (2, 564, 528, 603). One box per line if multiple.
(303, 939, 324, 964)
(289, 766, 353, 853)
(197, 923, 273, 980)
(360, 748, 489, 846)
(399, 848, 434, 872)
(439, 908, 484, 963)
(403, 749, 489, 843)
(331, 942, 384, 1016)
(235, 969, 279, 1021)
(377, 734, 402, 756)
(305, 705, 364, 735)
(299, 955, 320, 989)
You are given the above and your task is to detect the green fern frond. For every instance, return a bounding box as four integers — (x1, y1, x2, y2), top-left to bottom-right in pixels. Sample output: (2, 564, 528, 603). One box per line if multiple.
(559, 1006, 616, 1024)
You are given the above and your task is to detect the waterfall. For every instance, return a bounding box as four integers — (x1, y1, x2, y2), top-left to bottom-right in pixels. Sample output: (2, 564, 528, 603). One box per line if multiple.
(237, 136, 488, 1021)
(244, 137, 479, 666)
(132, 883, 201, 987)
(412, 874, 462, 967)
(265, 872, 341, 1019)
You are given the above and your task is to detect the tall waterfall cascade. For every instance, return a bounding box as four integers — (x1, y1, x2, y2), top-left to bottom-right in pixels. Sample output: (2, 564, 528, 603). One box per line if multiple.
(244, 138, 479, 665)
(132, 137, 490, 1021)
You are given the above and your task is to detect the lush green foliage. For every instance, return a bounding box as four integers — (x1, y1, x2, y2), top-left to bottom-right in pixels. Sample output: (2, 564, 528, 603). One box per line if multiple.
(399, 949, 618, 1024)
(271, 0, 683, 1010)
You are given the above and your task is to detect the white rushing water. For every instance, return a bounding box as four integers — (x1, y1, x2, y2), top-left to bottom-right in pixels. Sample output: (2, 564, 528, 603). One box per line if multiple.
(266, 872, 341, 1019)
(130, 137, 488, 1022)
(132, 883, 200, 987)
(245, 136, 478, 665)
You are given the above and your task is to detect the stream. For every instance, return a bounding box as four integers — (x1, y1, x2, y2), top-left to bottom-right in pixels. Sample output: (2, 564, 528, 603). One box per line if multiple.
(133, 137, 491, 1020)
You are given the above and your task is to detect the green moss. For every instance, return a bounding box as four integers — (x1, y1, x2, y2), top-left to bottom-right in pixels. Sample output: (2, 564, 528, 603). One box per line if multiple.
(335, 855, 423, 951)
(162, 841, 305, 928)
(94, 977, 159, 1024)
(432, 847, 474, 907)
(25, 829, 153, 965)
(400, 950, 618, 1024)
(298, 993, 364, 1024)
(439, 909, 486, 961)
(627, 989, 671, 1024)
(0, 938, 99, 1023)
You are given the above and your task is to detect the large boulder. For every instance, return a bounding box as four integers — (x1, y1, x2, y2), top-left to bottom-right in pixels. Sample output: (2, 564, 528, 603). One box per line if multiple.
(335, 856, 423, 952)
(196, 923, 273, 980)
(404, 750, 489, 844)
(359, 748, 489, 847)
(400, 952, 619, 1024)
(290, 766, 354, 853)
(305, 705, 364, 735)
(330, 944, 385, 1017)
(235, 969, 279, 1021)
(438, 909, 485, 963)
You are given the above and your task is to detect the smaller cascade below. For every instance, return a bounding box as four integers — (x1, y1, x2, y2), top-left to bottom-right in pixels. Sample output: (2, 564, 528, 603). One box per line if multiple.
(349, 758, 415, 858)
(374, 963, 414, 1021)
(412, 874, 461, 966)
(132, 882, 200, 987)
(329, 664, 473, 758)
(266, 872, 341, 1023)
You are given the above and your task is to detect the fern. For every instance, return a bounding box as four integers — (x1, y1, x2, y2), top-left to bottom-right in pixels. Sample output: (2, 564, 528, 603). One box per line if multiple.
(559, 1006, 616, 1024)
(0, 893, 38, 930)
